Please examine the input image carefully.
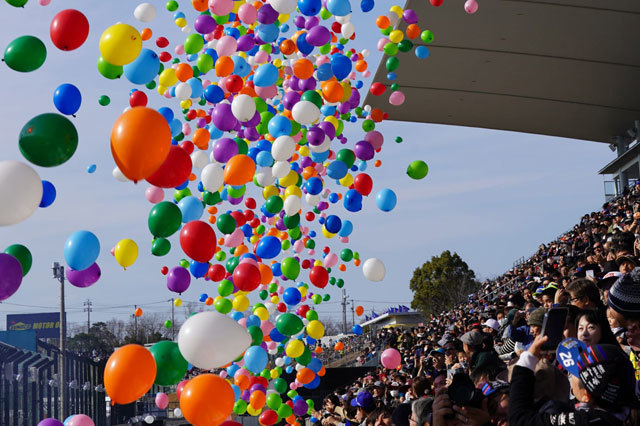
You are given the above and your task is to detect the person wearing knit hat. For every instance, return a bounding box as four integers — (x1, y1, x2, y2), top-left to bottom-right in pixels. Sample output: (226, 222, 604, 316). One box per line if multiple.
(607, 268, 640, 323)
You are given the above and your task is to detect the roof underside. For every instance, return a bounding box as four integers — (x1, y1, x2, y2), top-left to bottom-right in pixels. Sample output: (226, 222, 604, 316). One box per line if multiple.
(364, 0, 640, 143)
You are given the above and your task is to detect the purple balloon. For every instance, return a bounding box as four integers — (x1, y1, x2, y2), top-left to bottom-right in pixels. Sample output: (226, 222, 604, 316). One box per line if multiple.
(337, 102, 351, 114)
(237, 35, 255, 52)
(403, 9, 418, 24)
(0, 253, 22, 301)
(354, 140, 374, 160)
(213, 138, 239, 163)
(250, 383, 266, 393)
(294, 15, 306, 28)
(299, 156, 313, 168)
(293, 400, 308, 416)
(243, 127, 260, 141)
(257, 3, 278, 24)
(307, 126, 326, 146)
(241, 390, 251, 401)
(228, 196, 243, 205)
(304, 16, 320, 29)
(194, 15, 217, 34)
(317, 121, 336, 140)
(289, 76, 301, 91)
(275, 219, 286, 230)
(348, 88, 361, 108)
(306, 25, 330, 46)
(299, 77, 317, 91)
(282, 91, 301, 110)
(38, 420, 64, 426)
(211, 103, 238, 131)
(66, 263, 101, 288)
(242, 110, 262, 127)
(167, 266, 191, 293)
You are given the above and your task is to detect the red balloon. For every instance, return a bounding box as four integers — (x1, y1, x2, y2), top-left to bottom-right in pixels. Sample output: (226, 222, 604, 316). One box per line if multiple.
(159, 51, 172, 62)
(161, 266, 169, 275)
(243, 210, 254, 221)
(146, 145, 193, 188)
(250, 375, 269, 388)
(180, 221, 217, 262)
(249, 218, 260, 228)
(245, 198, 256, 209)
(369, 83, 386, 96)
(353, 173, 373, 196)
(260, 409, 279, 426)
(430, 0, 444, 5)
(309, 266, 329, 288)
(180, 141, 195, 154)
(233, 262, 261, 292)
(50, 9, 89, 51)
(297, 304, 310, 317)
(129, 91, 148, 108)
(208, 264, 226, 281)
(305, 212, 315, 222)
(230, 211, 246, 227)
(225, 75, 244, 93)
(156, 37, 170, 48)
(220, 421, 242, 426)
(276, 302, 287, 312)
(176, 379, 189, 400)
(301, 259, 311, 269)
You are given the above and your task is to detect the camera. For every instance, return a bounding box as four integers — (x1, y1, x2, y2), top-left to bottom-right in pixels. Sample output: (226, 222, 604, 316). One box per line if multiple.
(447, 373, 484, 409)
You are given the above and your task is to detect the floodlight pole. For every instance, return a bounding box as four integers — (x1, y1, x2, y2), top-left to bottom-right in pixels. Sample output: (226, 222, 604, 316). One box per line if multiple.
(52, 262, 67, 420)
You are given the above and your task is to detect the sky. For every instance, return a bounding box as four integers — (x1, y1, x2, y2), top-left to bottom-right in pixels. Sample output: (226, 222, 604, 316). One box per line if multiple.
(0, 0, 614, 330)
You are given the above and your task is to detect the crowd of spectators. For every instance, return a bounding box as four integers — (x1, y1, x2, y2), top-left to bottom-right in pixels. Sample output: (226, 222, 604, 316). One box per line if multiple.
(311, 184, 640, 425)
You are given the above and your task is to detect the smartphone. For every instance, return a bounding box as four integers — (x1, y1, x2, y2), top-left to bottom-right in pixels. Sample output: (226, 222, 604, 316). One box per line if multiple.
(541, 307, 568, 350)
(586, 270, 594, 278)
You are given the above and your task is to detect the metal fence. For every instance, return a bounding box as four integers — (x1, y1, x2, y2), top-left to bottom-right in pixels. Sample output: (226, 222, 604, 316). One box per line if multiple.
(0, 340, 106, 426)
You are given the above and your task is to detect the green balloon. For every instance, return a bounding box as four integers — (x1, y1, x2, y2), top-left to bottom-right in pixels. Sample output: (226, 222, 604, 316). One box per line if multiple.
(216, 213, 237, 234)
(266, 392, 282, 410)
(306, 309, 318, 321)
(98, 95, 111, 106)
(174, 188, 192, 203)
(215, 297, 232, 314)
(340, 249, 353, 262)
(247, 325, 263, 345)
(5, 0, 28, 6)
(421, 30, 434, 44)
(197, 54, 213, 74)
(166, 0, 179, 11)
(164, 320, 172, 329)
(148, 341, 188, 386)
(265, 195, 284, 214)
(218, 279, 234, 297)
(225, 256, 239, 273)
(216, 250, 227, 261)
(362, 119, 375, 132)
(283, 214, 299, 229)
(386, 56, 399, 72)
(234, 399, 248, 415)
(179, 258, 190, 268)
(227, 184, 246, 198)
(151, 238, 171, 256)
(277, 404, 293, 419)
(336, 278, 345, 288)
(398, 40, 413, 52)
(4, 36, 46, 72)
(203, 190, 222, 205)
(301, 90, 323, 109)
(312, 294, 322, 304)
(289, 227, 301, 240)
(148, 202, 182, 237)
(336, 149, 356, 168)
(273, 377, 287, 393)
(295, 346, 312, 365)
(383, 42, 399, 56)
(184, 34, 204, 54)
(407, 160, 429, 180)
(275, 312, 303, 336)
(146, 80, 157, 90)
(97, 56, 122, 79)
(305, 239, 315, 249)
(257, 111, 274, 135)
(4, 244, 32, 276)
(19, 113, 78, 167)
(280, 257, 300, 280)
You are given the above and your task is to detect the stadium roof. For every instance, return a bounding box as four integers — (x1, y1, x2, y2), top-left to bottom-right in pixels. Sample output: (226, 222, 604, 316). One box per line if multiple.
(364, 0, 640, 143)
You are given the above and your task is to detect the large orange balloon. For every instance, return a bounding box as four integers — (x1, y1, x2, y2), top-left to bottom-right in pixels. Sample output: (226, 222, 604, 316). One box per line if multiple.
(296, 368, 315, 384)
(224, 155, 255, 186)
(321, 81, 344, 103)
(111, 107, 171, 182)
(181, 374, 235, 426)
(104, 344, 156, 404)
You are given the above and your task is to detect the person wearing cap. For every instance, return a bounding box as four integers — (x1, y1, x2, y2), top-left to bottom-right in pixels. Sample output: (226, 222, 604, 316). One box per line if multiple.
(598, 271, 622, 303)
(482, 319, 500, 337)
(351, 391, 377, 426)
(509, 334, 638, 425)
(510, 307, 547, 351)
(539, 284, 558, 309)
(461, 330, 506, 378)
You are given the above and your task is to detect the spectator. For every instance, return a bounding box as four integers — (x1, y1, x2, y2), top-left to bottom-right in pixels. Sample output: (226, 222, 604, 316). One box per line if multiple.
(409, 397, 433, 426)
(575, 309, 617, 346)
(565, 279, 606, 312)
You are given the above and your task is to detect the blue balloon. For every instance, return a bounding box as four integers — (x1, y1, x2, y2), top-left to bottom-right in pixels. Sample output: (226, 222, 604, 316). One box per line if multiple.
(231, 384, 241, 401)
(360, 0, 374, 12)
(231, 311, 244, 321)
(304, 375, 321, 389)
(64, 230, 100, 271)
(328, 192, 339, 203)
(308, 357, 322, 373)
(187, 78, 203, 99)
(123, 49, 160, 84)
(40, 180, 56, 208)
(296, 32, 313, 55)
(256, 151, 274, 167)
(178, 196, 204, 222)
(285, 365, 294, 374)
(232, 56, 250, 77)
(326, 160, 348, 180)
(352, 324, 363, 335)
(268, 115, 292, 138)
(209, 124, 224, 139)
(310, 150, 330, 163)
(320, 105, 336, 116)
(316, 62, 334, 81)
(204, 84, 225, 103)
(298, 0, 322, 15)
(376, 188, 397, 212)
(326, 0, 351, 16)
(359, 160, 368, 171)
(343, 189, 363, 212)
(190, 260, 209, 278)
(225, 27, 241, 38)
(331, 54, 352, 81)
(246, 314, 261, 327)
(415, 46, 430, 59)
(227, 363, 240, 377)
(158, 107, 174, 123)
(170, 119, 182, 136)
(53, 84, 82, 115)
(256, 236, 281, 259)
(270, 327, 286, 342)
(283, 287, 302, 305)
(338, 220, 353, 237)
(305, 177, 323, 195)
(257, 23, 280, 43)
(199, 293, 208, 302)
(283, 356, 292, 364)
(87, 164, 96, 173)
(324, 215, 342, 234)
(241, 223, 253, 237)
(254, 63, 279, 87)
(271, 262, 282, 277)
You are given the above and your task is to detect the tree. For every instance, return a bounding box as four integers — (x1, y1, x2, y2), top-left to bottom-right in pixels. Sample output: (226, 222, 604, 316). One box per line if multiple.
(67, 322, 118, 360)
(409, 250, 479, 316)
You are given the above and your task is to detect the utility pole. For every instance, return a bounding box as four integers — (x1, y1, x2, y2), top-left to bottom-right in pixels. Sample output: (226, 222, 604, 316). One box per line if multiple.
(350, 300, 355, 328)
(134, 305, 138, 343)
(83, 299, 92, 333)
(52, 262, 67, 420)
(341, 289, 347, 334)
(170, 298, 175, 341)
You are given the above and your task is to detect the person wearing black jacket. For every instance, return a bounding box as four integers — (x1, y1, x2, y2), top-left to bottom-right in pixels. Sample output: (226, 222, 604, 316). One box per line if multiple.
(508, 335, 637, 426)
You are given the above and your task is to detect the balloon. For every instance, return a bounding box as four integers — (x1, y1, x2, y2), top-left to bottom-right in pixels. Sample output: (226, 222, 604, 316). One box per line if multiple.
(256, 236, 281, 259)
(282, 287, 301, 305)
(134, 3, 157, 22)
(0, 254, 23, 301)
(272, 136, 296, 161)
(231, 94, 257, 122)
(110, 107, 171, 182)
(145, 186, 164, 203)
(97, 57, 123, 79)
(0, 161, 42, 226)
(180, 374, 235, 426)
(464, 0, 478, 14)
(309, 265, 328, 288)
(306, 320, 324, 339)
(4, 36, 47, 72)
(66, 415, 94, 426)
(64, 231, 100, 271)
(201, 163, 224, 192)
(363, 258, 385, 282)
(180, 221, 217, 262)
(53, 84, 82, 116)
(149, 341, 188, 386)
(148, 201, 182, 237)
(352, 324, 363, 335)
(244, 346, 268, 373)
(39, 180, 56, 208)
(146, 145, 192, 188)
(381, 348, 401, 369)
(224, 155, 256, 186)
(233, 262, 261, 292)
(123, 49, 160, 85)
(407, 160, 428, 179)
(155, 392, 169, 409)
(19, 113, 78, 167)
(177, 311, 251, 369)
(167, 266, 191, 293)
(4, 244, 32, 276)
(50, 9, 90, 51)
(66, 263, 101, 288)
(104, 344, 156, 404)
(99, 23, 142, 66)
(355, 305, 364, 316)
(38, 420, 63, 426)
(114, 239, 138, 268)
(375, 189, 397, 212)
(275, 313, 304, 336)
(6, 0, 28, 6)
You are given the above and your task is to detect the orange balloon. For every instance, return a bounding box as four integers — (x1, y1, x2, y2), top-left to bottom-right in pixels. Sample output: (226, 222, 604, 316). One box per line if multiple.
(235, 374, 250, 390)
(250, 390, 266, 409)
(216, 56, 235, 77)
(296, 368, 315, 384)
(111, 107, 171, 182)
(141, 28, 152, 41)
(355, 305, 364, 316)
(355, 60, 367, 72)
(317, 366, 326, 376)
(280, 39, 296, 55)
(193, 128, 210, 150)
(376, 15, 390, 29)
(104, 344, 156, 405)
(259, 263, 273, 284)
(334, 342, 344, 351)
(176, 63, 194, 82)
(224, 154, 255, 185)
(370, 108, 384, 123)
(205, 297, 213, 305)
(314, 346, 323, 354)
(192, 0, 208, 11)
(235, 244, 249, 256)
(321, 81, 344, 103)
(293, 58, 314, 79)
(181, 374, 234, 426)
(406, 24, 421, 39)
(134, 307, 143, 317)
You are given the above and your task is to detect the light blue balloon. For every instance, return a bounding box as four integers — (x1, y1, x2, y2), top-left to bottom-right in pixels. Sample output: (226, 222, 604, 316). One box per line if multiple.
(208, 124, 224, 139)
(338, 220, 353, 237)
(415, 46, 430, 59)
(246, 314, 261, 327)
(170, 119, 182, 137)
(178, 196, 204, 222)
(244, 346, 268, 373)
(310, 150, 330, 163)
(123, 49, 160, 85)
(256, 151, 274, 167)
(268, 115, 292, 137)
(232, 56, 250, 77)
(254, 63, 279, 87)
(187, 78, 203, 99)
(87, 164, 96, 173)
(358, 161, 367, 171)
(257, 23, 280, 43)
(64, 230, 100, 271)
(376, 188, 397, 212)
(326, 0, 351, 16)
(231, 384, 241, 401)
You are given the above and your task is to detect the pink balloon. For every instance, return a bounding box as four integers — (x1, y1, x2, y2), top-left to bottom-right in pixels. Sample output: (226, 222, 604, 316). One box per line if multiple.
(235, 368, 251, 378)
(217, 36, 238, 57)
(323, 253, 338, 268)
(464, 0, 478, 13)
(219, 370, 228, 379)
(175, 45, 185, 55)
(308, 249, 315, 256)
(293, 240, 304, 253)
(238, 318, 247, 328)
(363, 70, 371, 78)
(38, 0, 51, 4)
(204, 33, 215, 42)
(66, 415, 95, 426)
(202, 79, 211, 88)
(365, 131, 384, 150)
(316, 55, 330, 66)
(210, 0, 233, 15)
(389, 91, 405, 106)
(260, 321, 274, 336)
(224, 228, 244, 247)
(155, 392, 169, 409)
(145, 186, 165, 203)
(377, 38, 390, 51)
(381, 348, 401, 369)
(238, 3, 257, 24)
(182, 123, 191, 135)
(254, 50, 269, 64)
(256, 85, 278, 99)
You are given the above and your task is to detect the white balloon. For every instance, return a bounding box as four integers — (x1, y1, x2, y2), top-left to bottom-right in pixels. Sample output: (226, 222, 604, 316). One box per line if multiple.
(341, 22, 355, 38)
(295, 363, 303, 371)
(283, 195, 301, 216)
(231, 94, 257, 122)
(386, 12, 399, 26)
(175, 82, 192, 100)
(181, 26, 191, 34)
(256, 169, 275, 187)
(264, 302, 276, 313)
(271, 135, 296, 161)
(201, 163, 224, 192)
(0, 161, 42, 226)
(335, 14, 351, 23)
(178, 311, 251, 370)
(134, 3, 156, 22)
(173, 408, 182, 418)
(144, 415, 154, 424)
(191, 151, 209, 169)
(308, 136, 331, 153)
(291, 101, 320, 126)
(361, 49, 370, 58)
(275, 357, 284, 367)
(363, 258, 386, 282)
(269, 0, 297, 14)
(305, 193, 320, 206)
(112, 166, 129, 182)
(272, 161, 290, 179)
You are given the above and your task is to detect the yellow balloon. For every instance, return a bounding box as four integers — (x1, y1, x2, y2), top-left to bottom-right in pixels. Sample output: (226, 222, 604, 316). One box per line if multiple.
(156, 84, 166, 96)
(159, 68, 178, 87)
(279, 13, 290, 22)
(270, 295, 279, 304)
(324, 116, 339, 130)
(249, 235, 259, 244)
(313, 260, 322, 267)
(298, 286, 307, 297)
(175, 17, 187, 27)
(340, 82, 352, 103)
(99, 23, 142, 66)
(322, 226, 336, 239)
(284, 185, 302, 199)
(232, 1, 242, 13)
(273, 58, 282, 68)
(286, 339, 305, 358)
(233, 294, 250, 312)
(114, 238, 138, 268)
(279, 170, 298, 187)
(306, 320, 325, 339)
(298, 146, 309, 157)
(174, 298, 182, 307)
(339, 173, 353, 187)
(389, 30, 404, 43)
(262, 185, 279, 200)
(389, 5, 403, 17)
(246, 405, 262, 416)
(180, 99, 192, 109)
(270, 368, 280, 379)
(254, 306, 269, 320)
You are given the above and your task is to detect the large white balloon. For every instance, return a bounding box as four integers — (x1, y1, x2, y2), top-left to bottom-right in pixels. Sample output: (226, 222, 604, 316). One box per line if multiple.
(283, 195, 301, 216)
(272, 161, 290, 179)
(190, 151, 209, 169)
(231, 94, 256, 122)
(271, 135, 296, 161)
(363, 258, 386, 282)
(255, 169, 275, 187)
(305, 193, 320, 206)
(133, 3, 157, 22)
(201, 163, 224, 192)
(269, 0, 297, 14)
(291, 101, 320, 126)
(175, 82, 192, 101)
(177, 311, 251, 370)
(0, 161, 42, 226)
